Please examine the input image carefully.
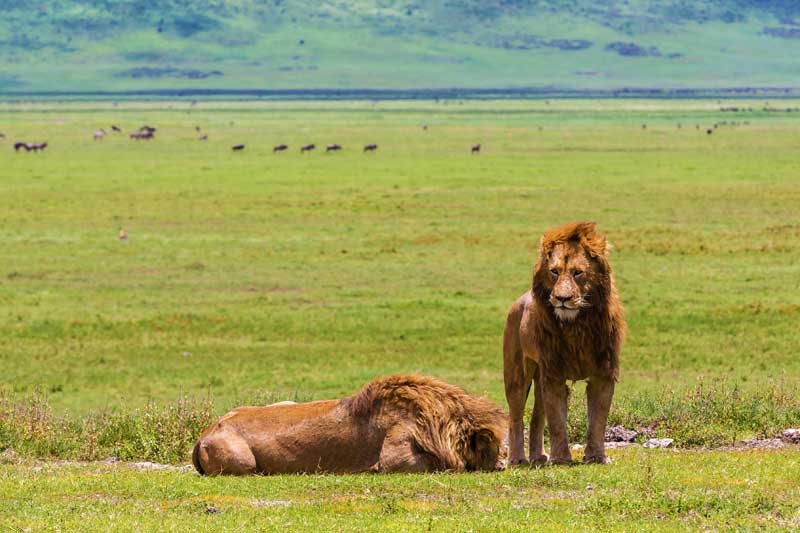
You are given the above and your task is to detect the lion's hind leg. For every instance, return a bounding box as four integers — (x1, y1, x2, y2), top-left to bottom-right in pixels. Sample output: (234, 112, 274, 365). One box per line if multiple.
(504, 298, 532, 466)
(195, 427, 258, 476)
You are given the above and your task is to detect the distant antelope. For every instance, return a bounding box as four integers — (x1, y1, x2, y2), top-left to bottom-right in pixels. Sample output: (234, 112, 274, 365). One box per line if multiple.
(301, 144, 315, 153)
(273, 144, 288, 153)
(139, 126, 157, 134)
(14, 142, 31, 152)
(326, 144, 342, 152)
(111, 125, 121, 132)
(471, 144, 481, 154)
(198, 134, 208, 141)
(94, 129, 106, 141)
(0, 132, 5, 139)
(232, 144, 245, 151)
(363, 144, 378, 152)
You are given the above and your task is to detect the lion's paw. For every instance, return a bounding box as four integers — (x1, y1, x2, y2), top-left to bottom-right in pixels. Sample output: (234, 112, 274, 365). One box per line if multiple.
(531, 454, 549, 466)
(583, 454, 612, 465)
(546, 457, 576, 466)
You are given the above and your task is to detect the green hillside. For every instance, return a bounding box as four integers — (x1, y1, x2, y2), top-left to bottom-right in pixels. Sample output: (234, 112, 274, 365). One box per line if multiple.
(2, 1, 800, 93)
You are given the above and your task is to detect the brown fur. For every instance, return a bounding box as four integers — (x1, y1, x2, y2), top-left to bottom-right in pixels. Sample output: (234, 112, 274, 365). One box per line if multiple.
(504, 221, 626, 465)
(193, 374, 508, 475)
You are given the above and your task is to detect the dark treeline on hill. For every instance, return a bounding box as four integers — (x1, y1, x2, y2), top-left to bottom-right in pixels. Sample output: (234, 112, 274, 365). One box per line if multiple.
(1, 1, 800, 93)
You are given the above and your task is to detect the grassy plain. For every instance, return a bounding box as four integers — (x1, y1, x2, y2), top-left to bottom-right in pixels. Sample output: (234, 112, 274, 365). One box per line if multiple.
(1, 448, 799, 530)
(0, 99, 799, 529)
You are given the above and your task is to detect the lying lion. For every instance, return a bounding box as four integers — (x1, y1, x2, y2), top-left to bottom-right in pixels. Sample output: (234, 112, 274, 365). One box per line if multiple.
(193, 374, 508, 475)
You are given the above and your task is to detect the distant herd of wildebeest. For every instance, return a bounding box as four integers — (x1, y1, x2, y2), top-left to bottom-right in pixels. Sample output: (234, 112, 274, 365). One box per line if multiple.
(2, 123, 479, 154)
(2, 119, 748, 156)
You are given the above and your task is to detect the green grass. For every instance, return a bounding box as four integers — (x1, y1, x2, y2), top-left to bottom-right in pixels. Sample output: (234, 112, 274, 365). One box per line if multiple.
(1, 448, 799, 530)
(1, 99, 799, 417)
(1, 98, 799, 530)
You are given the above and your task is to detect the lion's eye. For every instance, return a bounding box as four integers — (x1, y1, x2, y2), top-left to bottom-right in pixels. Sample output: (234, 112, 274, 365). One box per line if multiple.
(549, 269, 559, 277)
(573, 270, 584, 279)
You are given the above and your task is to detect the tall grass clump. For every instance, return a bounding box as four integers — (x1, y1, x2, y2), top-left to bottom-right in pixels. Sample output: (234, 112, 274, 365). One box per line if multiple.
(565, 379, 800, 447)
(0, 388, 214, 464)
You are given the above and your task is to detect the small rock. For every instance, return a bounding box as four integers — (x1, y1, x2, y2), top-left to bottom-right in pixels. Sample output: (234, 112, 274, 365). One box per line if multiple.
(251, 499, 291, 508)
(131, 461, 172, 470)
(605, 425, 638, 442)
(643, 438, 674, 449)
(781, 429, 800, 444)
(605, 441, 639, 450)
(742, 438, 785, 450)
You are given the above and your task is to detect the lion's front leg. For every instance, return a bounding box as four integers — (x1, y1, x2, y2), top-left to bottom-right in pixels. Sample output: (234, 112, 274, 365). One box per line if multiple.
(584, 377, 615, 464)
(529, 375, 548, 465)
(542, 378, 572, 464)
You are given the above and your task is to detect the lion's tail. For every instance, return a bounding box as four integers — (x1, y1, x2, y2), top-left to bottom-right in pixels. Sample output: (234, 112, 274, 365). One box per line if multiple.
(192, 440, 206, 476)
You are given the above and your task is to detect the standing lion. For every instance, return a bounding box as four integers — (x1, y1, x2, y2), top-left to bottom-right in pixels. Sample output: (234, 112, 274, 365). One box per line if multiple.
(503, 221, 626, 465)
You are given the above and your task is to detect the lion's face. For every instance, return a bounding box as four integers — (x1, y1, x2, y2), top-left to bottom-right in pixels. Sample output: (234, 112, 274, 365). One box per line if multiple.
(544, 241, 593, 321)
(532, 222, 612, 323)
(464, 428, 508, 471)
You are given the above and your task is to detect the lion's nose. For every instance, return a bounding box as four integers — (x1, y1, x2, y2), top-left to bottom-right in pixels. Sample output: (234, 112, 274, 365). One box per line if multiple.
(555, 295, 570, 303)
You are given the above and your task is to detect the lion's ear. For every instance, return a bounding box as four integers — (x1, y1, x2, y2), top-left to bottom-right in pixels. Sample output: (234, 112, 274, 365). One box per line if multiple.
(573, 221, 597, 239)
(587, 235, 608, 258)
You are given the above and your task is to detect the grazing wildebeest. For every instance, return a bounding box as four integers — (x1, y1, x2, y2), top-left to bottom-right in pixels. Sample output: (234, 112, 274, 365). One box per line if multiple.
(273, 144, 288, 153)
(111, 125, 121, 132)
(301, 144, 315, 153)
(706, 129, 713, 135)
(642, 124, 647, 129)
(94, 129, 106, 141)
(363, 144, 378, 153)
(471, 144, 481, 154)
(139, 126, 157, 134)
(0, 132, 5, 139)
(326, 144, 342, 152)
(232, 144, 245, 151)
(198, 134, 208, 141)
(195, 126, 201, 132)
(14, 142, 31, 152)
(422, 125, 428, 131)
(130, 131, 154, 140)
(30, 142, 47, 152)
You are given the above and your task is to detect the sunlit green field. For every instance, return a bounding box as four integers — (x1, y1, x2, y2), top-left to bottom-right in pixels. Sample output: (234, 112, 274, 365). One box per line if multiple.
(2, 99, 798, 412)
(0, 100, 799, 529)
